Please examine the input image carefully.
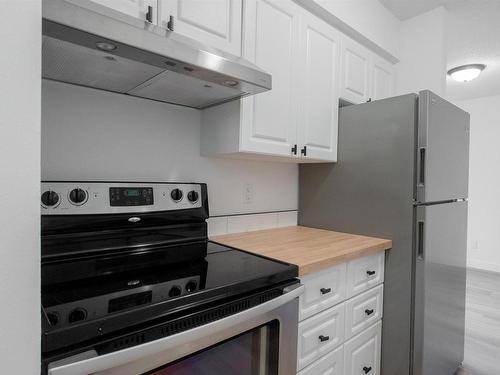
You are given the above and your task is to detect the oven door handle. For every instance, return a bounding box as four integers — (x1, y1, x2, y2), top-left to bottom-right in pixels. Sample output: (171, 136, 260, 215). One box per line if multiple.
(48, 283, 304, 375)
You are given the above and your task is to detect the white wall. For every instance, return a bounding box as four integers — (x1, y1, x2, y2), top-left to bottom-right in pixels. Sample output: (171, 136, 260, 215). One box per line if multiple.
(0, 1, 41, 373)
(396, 7, 447, 97)
(454, 95, 500, 272)
(41, 80, 298, 216)
(313, 0, 400, 57)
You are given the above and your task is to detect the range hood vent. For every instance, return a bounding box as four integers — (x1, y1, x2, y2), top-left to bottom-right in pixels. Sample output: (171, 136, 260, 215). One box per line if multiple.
(42, 0, 271, 109)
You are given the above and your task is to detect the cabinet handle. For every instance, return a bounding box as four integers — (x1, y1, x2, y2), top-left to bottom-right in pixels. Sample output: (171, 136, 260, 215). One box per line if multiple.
(167, 15, 174, 31)
(365, 309, 374, 316)
(318, 335, 330, 342)
(320, 287, 331, 295)
(363, 366, 372, 374)
(145, 5, 153, 23)
(367, 98, 372, 102)
(366, 270, 376, 276)
(291, 144, 297, 155)
(300, 145, 307, 156)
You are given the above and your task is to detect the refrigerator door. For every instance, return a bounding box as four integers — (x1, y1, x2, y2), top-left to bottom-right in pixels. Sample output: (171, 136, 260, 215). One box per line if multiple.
(413, 201, 467, 375)
(417, 90, 470, 203)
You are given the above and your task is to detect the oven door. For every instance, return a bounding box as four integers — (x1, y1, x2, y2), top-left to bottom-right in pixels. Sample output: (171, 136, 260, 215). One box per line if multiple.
(48, 284, 303, 375)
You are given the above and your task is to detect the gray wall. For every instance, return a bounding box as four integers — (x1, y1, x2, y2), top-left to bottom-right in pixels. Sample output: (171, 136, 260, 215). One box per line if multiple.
(41, 80, 298, 216)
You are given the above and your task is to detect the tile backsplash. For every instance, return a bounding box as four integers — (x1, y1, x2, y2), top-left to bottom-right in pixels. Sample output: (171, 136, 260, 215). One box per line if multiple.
(207, 211, 298, 237)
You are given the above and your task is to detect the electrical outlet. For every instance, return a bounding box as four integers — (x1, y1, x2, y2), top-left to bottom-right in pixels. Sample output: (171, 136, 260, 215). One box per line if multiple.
(243, 183, 253, 204)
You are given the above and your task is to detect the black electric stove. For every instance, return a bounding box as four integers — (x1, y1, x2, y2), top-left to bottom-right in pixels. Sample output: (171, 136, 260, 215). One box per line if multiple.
(40, 181, 298, 372)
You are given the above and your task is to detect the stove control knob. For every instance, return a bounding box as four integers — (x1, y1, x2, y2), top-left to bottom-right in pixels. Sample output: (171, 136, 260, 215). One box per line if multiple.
(185, 280, 198, 293)
(41, 190, 59, 207)
(68, 308, 87, 323)
(69, 188, 87, 205)
(169, 285, 182, 297)
(187, 190, 199, 203)
(170, 188, 183, 202)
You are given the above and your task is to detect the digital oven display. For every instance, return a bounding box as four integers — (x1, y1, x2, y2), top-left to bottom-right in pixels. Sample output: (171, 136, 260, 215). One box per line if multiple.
(109, 187, 154, 206)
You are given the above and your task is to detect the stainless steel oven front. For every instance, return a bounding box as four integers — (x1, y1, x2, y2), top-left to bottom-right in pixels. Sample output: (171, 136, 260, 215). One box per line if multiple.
(48, 284, 303, 375)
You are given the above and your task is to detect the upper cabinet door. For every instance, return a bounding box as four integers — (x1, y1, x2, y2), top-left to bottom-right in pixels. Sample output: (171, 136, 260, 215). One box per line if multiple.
(87, 0, 158, 24)
(371, 55, 395, 101)
(298, 12, 340, 162)
(239, 0, 301, 157)
(340, 37, 371, 104)
(159, 0, 242, 56)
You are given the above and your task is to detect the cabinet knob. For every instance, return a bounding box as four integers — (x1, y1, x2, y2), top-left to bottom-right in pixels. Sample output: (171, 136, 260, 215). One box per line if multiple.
(291, 144, 297, 155)
(318, 335, 330, 342)
(300, 145, 307, 156)
(367, 98, 372, 102)
(167, 15, 174, 31)
(363, 366, 372, 374)
(365, 309, 374, 316)
(320, 287, 331, 295)
(145, 6, 153, 23)
(366, 270, 376, 276)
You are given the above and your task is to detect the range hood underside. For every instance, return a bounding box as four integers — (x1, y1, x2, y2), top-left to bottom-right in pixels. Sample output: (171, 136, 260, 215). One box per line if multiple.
(41, 1, 271, 109)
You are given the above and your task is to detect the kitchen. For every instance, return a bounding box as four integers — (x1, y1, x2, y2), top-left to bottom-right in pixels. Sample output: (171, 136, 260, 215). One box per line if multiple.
(1, 0, 499, 374)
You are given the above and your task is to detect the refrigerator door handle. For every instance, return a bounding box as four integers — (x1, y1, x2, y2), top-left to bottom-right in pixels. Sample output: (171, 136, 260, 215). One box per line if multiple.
(417, 220, 425, 260)
(418, 147, 426, 186)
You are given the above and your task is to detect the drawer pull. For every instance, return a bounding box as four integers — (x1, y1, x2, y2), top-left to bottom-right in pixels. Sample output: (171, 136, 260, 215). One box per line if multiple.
(363, 366, 372, 374)
(366, 270, 376, 276)
(320, 287, 331, 295)
(318, 335, 330, 342)
(365, 309, 374, 316)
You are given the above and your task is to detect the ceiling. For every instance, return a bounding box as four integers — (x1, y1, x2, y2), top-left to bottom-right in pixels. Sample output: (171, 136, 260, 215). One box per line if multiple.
(380, 0, 500, 100)
(378, 0, 449, 20)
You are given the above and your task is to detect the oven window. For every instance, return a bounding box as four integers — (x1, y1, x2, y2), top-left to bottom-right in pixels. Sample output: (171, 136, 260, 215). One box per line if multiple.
(144, 321, 279, 375)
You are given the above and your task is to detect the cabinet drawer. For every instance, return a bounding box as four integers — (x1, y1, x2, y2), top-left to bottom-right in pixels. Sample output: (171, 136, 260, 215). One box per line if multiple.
(344, 321, 382, 375)
(346, 253, 384, 298)
(298, 345, 343, 375)
(297, 303, 345, 370)
(345, 284, 383, 340)
(299, 263, 346, 321)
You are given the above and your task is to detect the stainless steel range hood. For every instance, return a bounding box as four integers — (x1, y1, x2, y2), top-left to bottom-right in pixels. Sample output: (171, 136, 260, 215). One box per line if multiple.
(42, 0, 272, 109)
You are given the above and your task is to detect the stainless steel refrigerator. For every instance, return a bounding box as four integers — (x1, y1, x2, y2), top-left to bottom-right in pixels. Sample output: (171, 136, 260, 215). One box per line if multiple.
(299, 90, 469, 375)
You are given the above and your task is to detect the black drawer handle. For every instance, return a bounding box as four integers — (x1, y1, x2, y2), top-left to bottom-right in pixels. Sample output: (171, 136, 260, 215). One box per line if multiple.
(365, 309, 374, 316)
(145, 6, 153, 23)
(318, 335, 330, 342)
(320, 287, 331, 295)
(363, 366, 372, 374)
(366, 270, 376, 276)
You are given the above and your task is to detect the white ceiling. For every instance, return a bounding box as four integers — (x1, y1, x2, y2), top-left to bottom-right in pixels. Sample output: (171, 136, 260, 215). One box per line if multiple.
(378, 0, 449, 20)
(380, 0, 500, 100)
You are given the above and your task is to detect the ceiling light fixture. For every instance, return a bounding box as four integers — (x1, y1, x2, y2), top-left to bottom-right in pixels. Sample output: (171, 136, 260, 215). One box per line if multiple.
(95, 41, 117, 51)
(447, 64, 486, 82)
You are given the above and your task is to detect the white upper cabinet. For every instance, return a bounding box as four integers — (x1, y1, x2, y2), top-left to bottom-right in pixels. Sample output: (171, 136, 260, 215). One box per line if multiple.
(371, 54, 395, 101)
(86, 0, 159, 24)
(159, 0, 242, 56)
(238, 0, 301, 157)
(298, 12, 340, 162)
(340, 37, 371, 104)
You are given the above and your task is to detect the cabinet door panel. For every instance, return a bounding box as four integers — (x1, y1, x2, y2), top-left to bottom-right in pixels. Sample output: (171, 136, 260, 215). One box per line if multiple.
(298, 303, 345, 370)
(345, 284, 383, 340)
(160, 0, 242, 55)
(344, 321, 382, 375)
(346, 253, 384, 298)
(298, 345, 344, 375)
(88, 0, 158, 23)
(299, 13, 340, 161)
(371, 55, 395, 101)
(340, 37, 370, 104)
(240, 0, 300, 157)
(299, 263, 346, 321)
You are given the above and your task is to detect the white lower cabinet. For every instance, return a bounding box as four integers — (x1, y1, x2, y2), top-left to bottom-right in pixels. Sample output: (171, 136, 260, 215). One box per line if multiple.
(343, 321, 382, 375)
(298, 303, 345, 370)
(298, 345, 344, 375)
(297, 254, 385, 374)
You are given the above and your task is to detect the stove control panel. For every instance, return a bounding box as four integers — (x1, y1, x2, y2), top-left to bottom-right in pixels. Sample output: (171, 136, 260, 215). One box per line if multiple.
(41, 182, 203, 215)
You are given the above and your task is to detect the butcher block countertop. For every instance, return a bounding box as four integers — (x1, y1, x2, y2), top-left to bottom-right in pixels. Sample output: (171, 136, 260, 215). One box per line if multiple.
(211, 226, 392, 277)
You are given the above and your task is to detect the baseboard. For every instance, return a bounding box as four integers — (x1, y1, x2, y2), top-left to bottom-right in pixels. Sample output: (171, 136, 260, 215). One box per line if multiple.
(467, 259, 500, 273)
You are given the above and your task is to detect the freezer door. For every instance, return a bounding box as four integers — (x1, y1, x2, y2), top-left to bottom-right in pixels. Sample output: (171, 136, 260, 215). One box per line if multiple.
(417, 90, 470, 203)
(413, 201, 467, 375)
